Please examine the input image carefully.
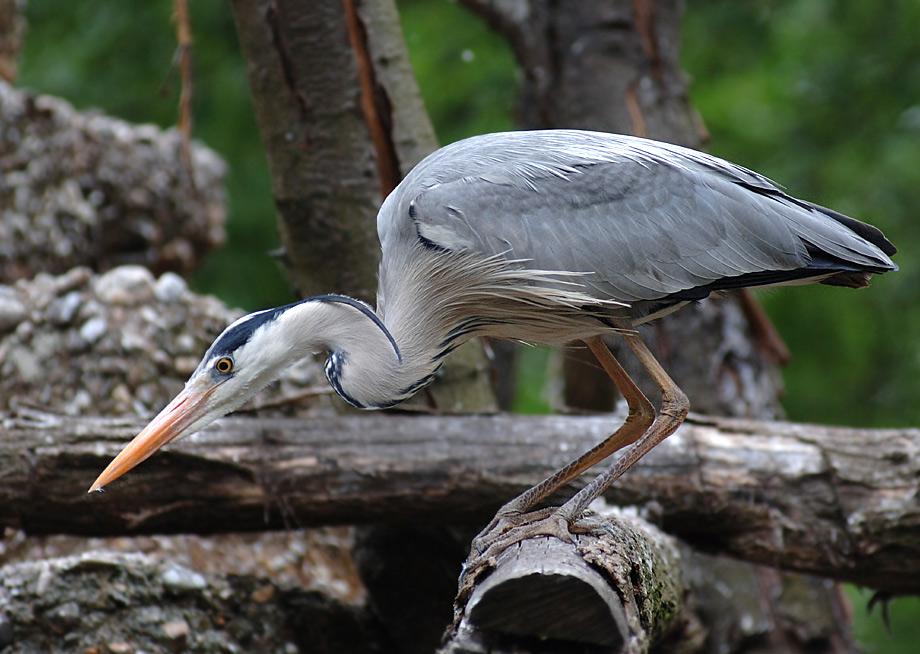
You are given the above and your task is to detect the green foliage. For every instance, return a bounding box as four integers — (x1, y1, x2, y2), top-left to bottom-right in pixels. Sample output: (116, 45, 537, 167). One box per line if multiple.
(511, 347, 554, 414)
(847, 588, 920, 654)
(398, 0, 517, 144)
(682, 0, 920, 427)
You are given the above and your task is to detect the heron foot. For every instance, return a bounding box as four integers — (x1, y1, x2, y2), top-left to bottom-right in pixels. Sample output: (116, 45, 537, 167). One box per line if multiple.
(459, 505, 610, 604)
(470, 506, 570, 556)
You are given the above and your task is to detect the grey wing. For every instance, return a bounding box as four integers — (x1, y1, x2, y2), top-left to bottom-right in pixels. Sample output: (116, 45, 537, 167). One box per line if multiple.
(407, 154, 894, 304)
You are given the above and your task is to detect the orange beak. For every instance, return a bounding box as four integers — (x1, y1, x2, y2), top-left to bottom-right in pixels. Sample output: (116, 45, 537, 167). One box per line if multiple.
(88, 384, 216, 492)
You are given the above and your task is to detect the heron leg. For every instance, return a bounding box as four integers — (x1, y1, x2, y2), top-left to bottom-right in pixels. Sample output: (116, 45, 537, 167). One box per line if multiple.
(557, 330, 689, 523)
(469, 336, 654, 552)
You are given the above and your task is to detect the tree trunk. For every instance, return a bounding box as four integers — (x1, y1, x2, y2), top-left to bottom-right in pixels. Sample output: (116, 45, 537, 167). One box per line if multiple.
(231, 0, 409, 300)
(229, 0, 495, 415)
(0, 0, 24, 83)
(463, 0, 782, 419)
(457, 2, 834, 649)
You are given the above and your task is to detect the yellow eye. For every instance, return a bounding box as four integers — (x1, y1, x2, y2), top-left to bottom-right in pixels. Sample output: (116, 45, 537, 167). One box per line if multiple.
(215, 357, 233, 374)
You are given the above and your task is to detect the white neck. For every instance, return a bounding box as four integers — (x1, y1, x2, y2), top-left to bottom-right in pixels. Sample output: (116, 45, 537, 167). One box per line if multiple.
(276, 296, 444, 409)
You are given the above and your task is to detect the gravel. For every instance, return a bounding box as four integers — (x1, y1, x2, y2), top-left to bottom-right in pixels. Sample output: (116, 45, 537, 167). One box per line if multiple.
(0, 81, 226, 283)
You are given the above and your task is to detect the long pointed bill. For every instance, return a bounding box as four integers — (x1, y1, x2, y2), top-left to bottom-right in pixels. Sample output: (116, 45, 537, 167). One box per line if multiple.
(88, 385, 215, 492)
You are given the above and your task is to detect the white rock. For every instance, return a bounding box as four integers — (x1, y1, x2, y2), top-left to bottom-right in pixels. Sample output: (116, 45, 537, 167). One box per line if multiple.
(0, 290, 27, 333)
(154, 272, 187, 303)
(79, 316, 107, 344)
(94, 266, 156, 305)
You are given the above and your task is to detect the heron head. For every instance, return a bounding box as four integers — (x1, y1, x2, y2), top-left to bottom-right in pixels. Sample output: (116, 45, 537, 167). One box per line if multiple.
(88, 296, 402, 492)
(87, 305, 302, 492)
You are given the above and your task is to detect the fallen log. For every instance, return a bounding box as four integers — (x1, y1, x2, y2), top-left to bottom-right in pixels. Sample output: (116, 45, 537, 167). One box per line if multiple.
(1, 409, 917, 594)
(446, 507, 683, 653)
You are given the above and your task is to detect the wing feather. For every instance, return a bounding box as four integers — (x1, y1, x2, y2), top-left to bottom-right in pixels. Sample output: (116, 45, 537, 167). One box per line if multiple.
(380, 130, 895, 305)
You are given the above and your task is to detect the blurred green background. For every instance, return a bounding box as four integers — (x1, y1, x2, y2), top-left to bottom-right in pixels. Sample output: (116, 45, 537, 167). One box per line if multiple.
(15, 0, 919, 650)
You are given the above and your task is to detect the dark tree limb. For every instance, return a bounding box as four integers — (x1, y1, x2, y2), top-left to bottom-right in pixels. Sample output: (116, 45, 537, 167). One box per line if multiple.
(231, 0, 382, 301)
(463, 0, 702, 142)
(2, 409, 918, 595)
(0, 0, 24, 83)
(445, 509, 683, 653)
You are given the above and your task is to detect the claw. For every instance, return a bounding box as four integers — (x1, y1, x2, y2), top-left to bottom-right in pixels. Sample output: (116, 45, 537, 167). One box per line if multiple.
(462, 508, 581, 590)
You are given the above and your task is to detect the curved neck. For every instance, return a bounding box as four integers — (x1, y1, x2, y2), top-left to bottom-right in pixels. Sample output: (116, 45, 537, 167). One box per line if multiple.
(282, 296, 442, 409)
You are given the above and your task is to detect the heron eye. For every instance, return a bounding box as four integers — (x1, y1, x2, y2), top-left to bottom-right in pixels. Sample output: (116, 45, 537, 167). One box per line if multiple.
(215, 357, 233, 374)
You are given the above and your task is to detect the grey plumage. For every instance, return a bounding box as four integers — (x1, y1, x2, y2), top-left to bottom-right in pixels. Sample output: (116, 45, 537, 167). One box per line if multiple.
(374, 130, 895, 386)
(90, 129, 897, 546)
(382, 130, 893, 311)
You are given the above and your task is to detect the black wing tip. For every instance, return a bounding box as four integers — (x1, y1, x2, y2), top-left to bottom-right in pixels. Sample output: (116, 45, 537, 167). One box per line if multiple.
(820, 259, 898, 288)
(807, 201, 898, 257)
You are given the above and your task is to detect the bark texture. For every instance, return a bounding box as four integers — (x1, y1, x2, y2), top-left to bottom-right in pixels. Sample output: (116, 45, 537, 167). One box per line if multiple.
(2, 410, 917, 595)
(0, 520, 857, 653)
(465, 0, 701, 142)
(0, 0, 23, 82)
(447, 508, 683, 653)
(230, 0, 435, 302)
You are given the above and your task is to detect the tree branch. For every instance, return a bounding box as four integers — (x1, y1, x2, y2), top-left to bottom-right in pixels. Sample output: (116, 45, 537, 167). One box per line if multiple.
(446, 508, 684, 652)
(1, 410, 917, 594)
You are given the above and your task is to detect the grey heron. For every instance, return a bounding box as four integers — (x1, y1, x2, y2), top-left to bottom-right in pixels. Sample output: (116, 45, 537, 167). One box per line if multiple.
(89, 129, 896, 554)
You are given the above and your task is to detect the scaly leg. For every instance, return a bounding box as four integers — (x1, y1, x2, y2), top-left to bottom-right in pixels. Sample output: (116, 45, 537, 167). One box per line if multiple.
(557, 330, 689, 523)
(469, 335, 655, 554)
(465, 331, 689, 575)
